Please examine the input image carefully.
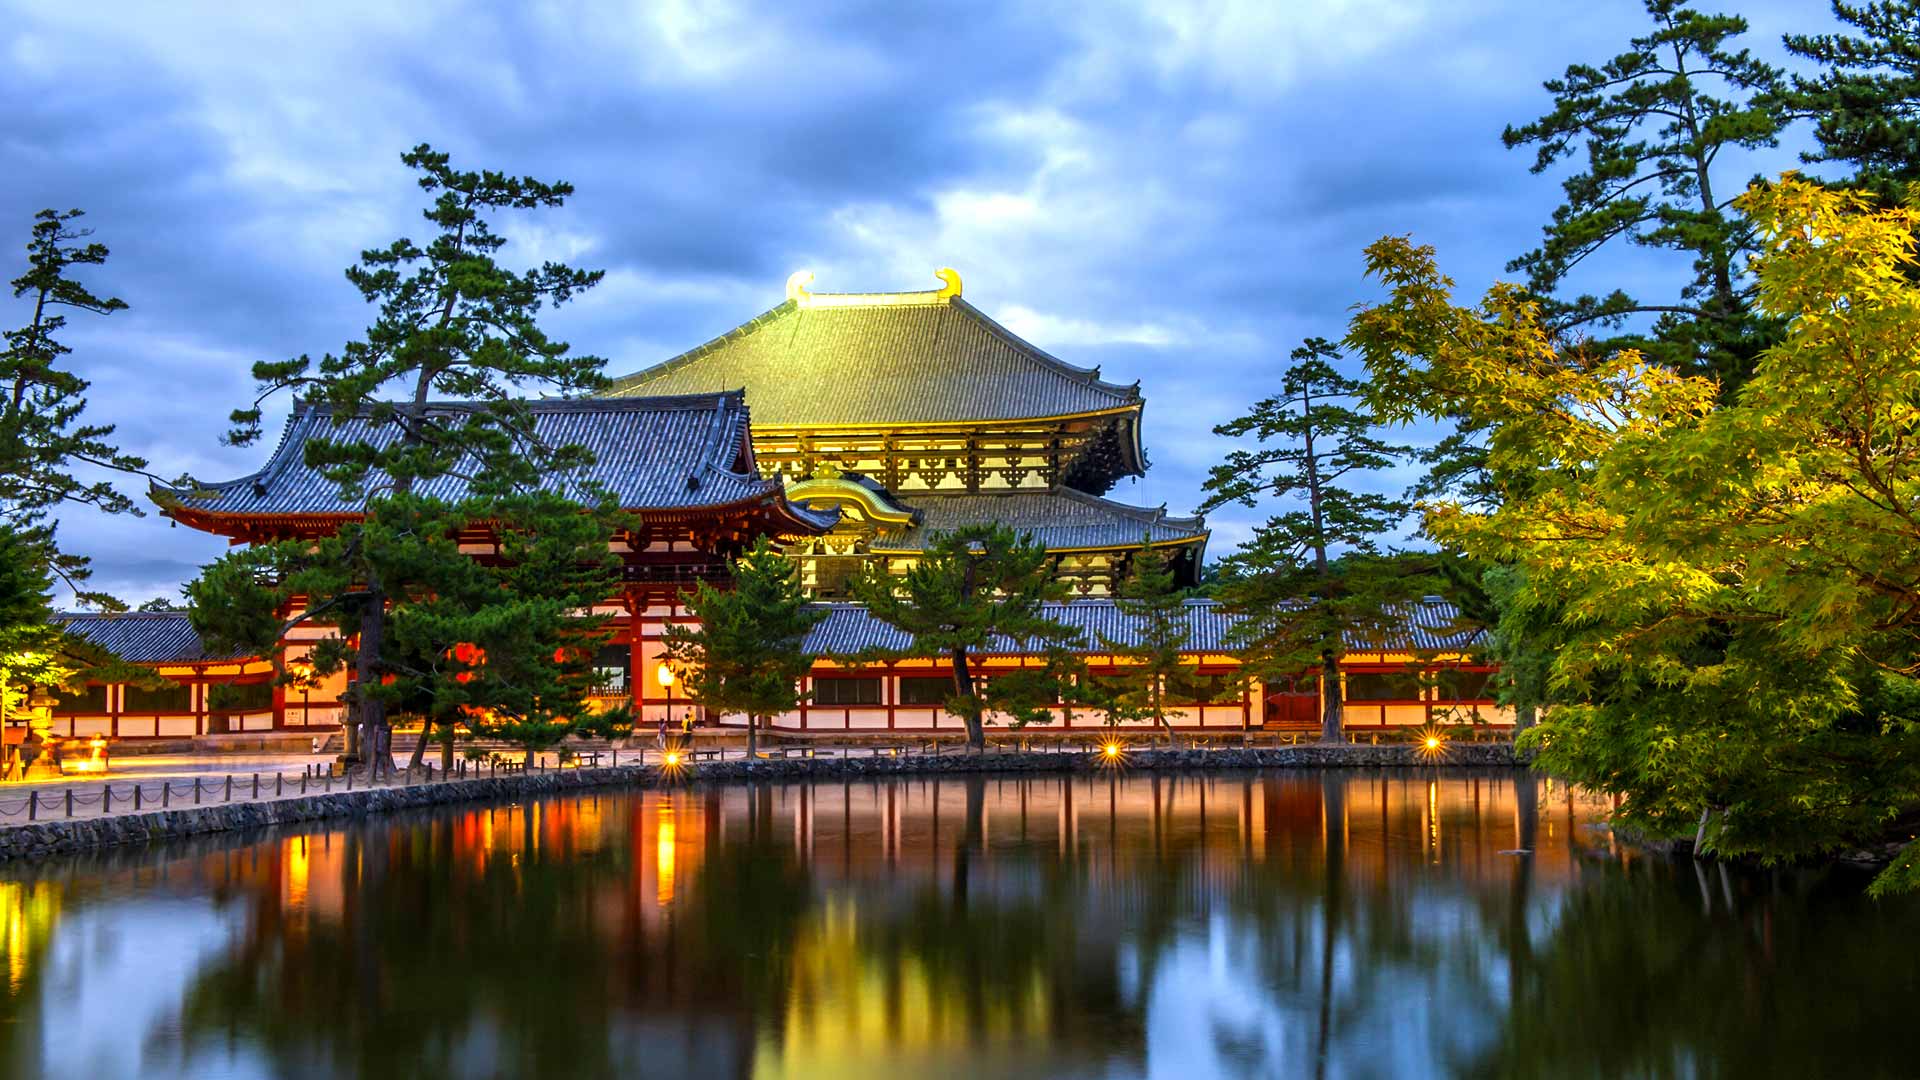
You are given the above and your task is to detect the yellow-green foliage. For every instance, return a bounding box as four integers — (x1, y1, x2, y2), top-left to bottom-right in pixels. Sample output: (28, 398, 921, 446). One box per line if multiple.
(1350, 177, 1920, 886)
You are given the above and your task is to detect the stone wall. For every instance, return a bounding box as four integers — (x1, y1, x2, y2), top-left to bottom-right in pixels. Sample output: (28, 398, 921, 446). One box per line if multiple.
(0, 742, 1524, 862)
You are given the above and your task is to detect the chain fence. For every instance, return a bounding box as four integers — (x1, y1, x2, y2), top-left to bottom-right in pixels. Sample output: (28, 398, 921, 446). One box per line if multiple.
(0, 727, 1514, 823)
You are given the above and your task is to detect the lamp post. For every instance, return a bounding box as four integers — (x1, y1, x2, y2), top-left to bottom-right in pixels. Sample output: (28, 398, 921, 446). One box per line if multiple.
(657, 662, 675, 727)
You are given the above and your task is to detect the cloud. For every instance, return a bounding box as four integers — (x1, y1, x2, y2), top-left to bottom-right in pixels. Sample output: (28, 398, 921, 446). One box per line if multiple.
(0, 0, 1845, 602)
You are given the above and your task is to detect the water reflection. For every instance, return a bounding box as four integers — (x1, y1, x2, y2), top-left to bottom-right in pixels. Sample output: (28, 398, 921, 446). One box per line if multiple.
(0, 770, 1911, 1079)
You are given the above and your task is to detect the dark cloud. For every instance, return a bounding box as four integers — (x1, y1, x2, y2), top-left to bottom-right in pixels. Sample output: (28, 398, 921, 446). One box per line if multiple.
(2, 0, 1843, 604)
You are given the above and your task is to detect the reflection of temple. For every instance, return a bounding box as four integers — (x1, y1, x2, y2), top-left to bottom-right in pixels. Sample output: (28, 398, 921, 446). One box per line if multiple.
(0, 774, 1638, 1077)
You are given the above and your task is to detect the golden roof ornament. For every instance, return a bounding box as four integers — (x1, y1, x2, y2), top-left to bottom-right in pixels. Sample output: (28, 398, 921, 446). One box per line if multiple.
(784, 268, 963, 307)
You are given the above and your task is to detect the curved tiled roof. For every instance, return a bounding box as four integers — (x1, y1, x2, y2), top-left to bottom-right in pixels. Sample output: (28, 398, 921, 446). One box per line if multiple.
(155, 393, 834, 529)
(603, 295, 1142, 427)
(871, 489, 1206, 554)
(55, 612, 251, 665)
(803, 597, 1483, 657)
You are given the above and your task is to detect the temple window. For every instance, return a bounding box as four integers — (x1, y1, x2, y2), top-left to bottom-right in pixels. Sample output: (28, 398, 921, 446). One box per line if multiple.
(813, 676, 883, 706)
(1344, 671, 1425, 702)
(897, 676, 951, 706)
(123, 681, 193, 713)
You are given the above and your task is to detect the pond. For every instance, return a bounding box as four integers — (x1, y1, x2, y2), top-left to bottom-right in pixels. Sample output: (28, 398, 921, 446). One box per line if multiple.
(0, 769, 1912, 1079)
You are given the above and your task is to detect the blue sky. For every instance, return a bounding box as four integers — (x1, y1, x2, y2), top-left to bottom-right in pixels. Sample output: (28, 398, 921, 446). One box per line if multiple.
(2, 0, 1837, 605)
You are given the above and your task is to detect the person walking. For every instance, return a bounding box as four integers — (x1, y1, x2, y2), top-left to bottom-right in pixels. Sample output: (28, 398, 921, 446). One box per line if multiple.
(656, 715, 669, 752)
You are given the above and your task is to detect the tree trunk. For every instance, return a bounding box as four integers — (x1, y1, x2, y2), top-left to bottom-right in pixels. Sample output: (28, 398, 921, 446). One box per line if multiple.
(1513, 700, 1536, 733)
(525, 744, 538, 770)
(351, 582, 387, 776)
(407, 719, 430, 772)
(1319, 652, 1344, 744)
(952, 647, 985, 751)
(440, 726, 453, 774)
(747, 713, 758, 760)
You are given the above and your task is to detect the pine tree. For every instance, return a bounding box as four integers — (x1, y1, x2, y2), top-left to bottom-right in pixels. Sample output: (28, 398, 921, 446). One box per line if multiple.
(1095, 539, 1196, 747)
(850, 524, 1079, 750)
(0, 523, 69, 749)
(1784, 2, 1920, 201)
(1503, 0, 1787, 389)
(194, 145, 611, 774)
(2, 209, 155, 609)
(661, 538, 822, 760)
(1203, 338, 1429, 743)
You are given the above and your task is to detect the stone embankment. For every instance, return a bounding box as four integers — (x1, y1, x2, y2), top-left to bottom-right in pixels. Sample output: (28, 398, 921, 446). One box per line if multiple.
(0, 742, 1523, 862)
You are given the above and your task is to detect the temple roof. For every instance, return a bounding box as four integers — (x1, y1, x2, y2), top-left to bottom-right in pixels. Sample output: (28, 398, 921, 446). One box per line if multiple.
(602, 273, 1143, 429)
(155, 393, 836, 531)
(803, 598, 1484, 657)
(870, 489, 1206, 554)
(56, 612, 250, 665)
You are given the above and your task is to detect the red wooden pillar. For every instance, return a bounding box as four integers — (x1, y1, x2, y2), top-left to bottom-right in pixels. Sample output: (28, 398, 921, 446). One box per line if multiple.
(625, 589, 643, 716)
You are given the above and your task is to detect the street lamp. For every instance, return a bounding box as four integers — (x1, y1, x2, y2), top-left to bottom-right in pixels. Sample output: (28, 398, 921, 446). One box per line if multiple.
(656, 663, 675, 730)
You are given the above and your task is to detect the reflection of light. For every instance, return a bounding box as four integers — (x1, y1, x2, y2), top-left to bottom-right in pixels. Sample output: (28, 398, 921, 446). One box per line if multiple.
(657, 808, 676, 906)
(0, 882, 58, 994)
(1415, 724, 1449, 761)
(284, 837, 310, 912)
(1428, 779, 1441, 863)
(1098, 740, 1127, 768)
(664, 751, 680, 768)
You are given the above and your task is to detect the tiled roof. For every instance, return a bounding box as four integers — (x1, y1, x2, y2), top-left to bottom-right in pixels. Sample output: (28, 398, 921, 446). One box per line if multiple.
(603, 295, 1143, 427)
(155, 393, 834, 528)
(803, 597, 1484, 657)
(871, 489, 1207, 554)
(55, 613, 251, 665)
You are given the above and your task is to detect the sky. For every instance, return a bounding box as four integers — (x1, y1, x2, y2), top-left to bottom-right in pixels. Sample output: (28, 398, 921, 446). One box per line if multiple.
(2, 0, 1840, 606)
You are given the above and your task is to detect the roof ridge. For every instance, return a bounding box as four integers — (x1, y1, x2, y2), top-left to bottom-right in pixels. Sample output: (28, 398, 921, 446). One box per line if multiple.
(605, 301, 798, 392)
(948, 297, 1142, 400)
(292, 391, 746, 417)
(1053, 486, 1206, 527)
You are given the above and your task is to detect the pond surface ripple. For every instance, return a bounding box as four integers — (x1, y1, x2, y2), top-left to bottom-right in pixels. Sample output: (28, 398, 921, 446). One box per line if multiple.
(0, 768, 1911, 1079)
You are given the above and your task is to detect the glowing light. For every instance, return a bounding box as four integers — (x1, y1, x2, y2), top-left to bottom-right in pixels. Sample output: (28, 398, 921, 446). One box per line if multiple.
(657, 809, 676, 906)
(663, 751, 681, 768)
(1097, 740, 1128, 768)
(1415, 724, 1450, 761)
(656, 665, 675, 688)
(63, 737, 110, 774)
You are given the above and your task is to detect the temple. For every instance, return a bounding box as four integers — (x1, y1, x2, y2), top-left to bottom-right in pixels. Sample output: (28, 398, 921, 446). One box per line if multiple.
(36, 271, 1506, 744)
(602, 270, 1207, 597)
(90, 393, 834, 741)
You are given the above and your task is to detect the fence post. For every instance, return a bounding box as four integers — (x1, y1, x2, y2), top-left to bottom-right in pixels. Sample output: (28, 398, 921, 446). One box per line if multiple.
(252, 773, 259, 799)
(194, 778, 202, 805)
(161, 782, 169, 809)
(226, 776, 233, 802)
(28, 791, 37, 821)
(65, 789, 73, 818)
(346, 771, 352, 792)
(133, 785, 142, 811)
(324, 773, 330, 793)
(104, 785, 111, 814)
